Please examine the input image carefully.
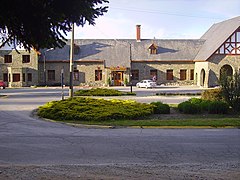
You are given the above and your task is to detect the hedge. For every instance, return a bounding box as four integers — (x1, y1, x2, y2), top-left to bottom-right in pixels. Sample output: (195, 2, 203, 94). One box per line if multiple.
(178, 98, 229, 114)
(38, 97, 153, 121)
(150, 101, 170, 114)
(74, 88, 136, 96)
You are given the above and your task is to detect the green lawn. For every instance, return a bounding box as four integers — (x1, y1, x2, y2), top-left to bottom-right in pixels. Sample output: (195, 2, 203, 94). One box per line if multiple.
(49, 116, 240, 128)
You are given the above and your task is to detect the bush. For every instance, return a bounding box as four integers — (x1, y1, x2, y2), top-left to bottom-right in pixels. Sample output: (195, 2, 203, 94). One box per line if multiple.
(150, 101, 170, 114)
(219, 72, 240, 112)
(208, 101, 229, 114)
(74, 88, 136, 96)
(178, 101, 201, 114)
(38, 97, 153, 121)
(201, 88, 223, 101)
(199, 100, 212, 112)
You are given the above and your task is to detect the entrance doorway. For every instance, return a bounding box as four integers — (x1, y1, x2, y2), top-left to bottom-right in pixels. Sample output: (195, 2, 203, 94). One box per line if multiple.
(111, 71, 123, 86)
(200, 69, 205, 86)
(220, 64, 233, 80)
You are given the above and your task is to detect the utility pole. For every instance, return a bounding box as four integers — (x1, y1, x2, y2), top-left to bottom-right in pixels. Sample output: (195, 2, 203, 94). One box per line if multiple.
(129, 42, 133, 93)
(69, 23, 74, 97)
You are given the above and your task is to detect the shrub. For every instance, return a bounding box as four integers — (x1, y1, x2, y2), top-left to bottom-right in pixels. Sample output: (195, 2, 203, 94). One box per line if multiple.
(201, 88, 223, 101)
(178, 101, 201, 114)
(38, 97, 153, 121)
(208, 101, 229, 114)
(74, 88, 136, 96)
(189, 98, 202, 104)
(219, 72, 240, 112)
(150, 101, 170, 114)
(199, 99, 212, 112)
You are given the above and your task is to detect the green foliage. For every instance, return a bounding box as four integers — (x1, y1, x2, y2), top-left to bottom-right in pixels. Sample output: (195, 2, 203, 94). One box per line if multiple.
(150, 101, 170, 114)
(124, 78, 129, 86)
(178, 101, 200, 114)
(107, 77, 111, 86)
(0, 0, 109, 51)
(74, 88, 136, 96)
(178, 98, 229, 114)
(219, 72, 240, 112)
(189, 98, 211, 112)
(208, 101, 229, 114)
(201, 88, 223, 101)
(38, 97, 153, 121)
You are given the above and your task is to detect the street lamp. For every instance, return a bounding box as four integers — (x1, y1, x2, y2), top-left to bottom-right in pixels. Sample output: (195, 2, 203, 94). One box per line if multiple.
(43, 48, 54, 86)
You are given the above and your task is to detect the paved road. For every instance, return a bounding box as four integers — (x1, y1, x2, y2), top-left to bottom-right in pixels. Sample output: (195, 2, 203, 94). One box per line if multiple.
(0, 87, 239, 179)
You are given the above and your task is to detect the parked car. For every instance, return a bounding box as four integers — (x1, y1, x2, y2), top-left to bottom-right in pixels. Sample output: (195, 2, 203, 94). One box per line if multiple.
(0, 80, 6, 89)
(136, 80, 157, 88)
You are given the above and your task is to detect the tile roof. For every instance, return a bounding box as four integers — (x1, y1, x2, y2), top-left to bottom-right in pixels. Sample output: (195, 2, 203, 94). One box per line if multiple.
(40, 39, 204, 67)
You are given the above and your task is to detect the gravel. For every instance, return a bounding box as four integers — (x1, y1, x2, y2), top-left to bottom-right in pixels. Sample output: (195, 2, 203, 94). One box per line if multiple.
(1, 162, 239, 180)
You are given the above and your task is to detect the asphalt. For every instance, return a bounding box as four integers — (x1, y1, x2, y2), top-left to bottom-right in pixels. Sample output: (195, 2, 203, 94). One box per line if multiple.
(0, 87, 239, 179)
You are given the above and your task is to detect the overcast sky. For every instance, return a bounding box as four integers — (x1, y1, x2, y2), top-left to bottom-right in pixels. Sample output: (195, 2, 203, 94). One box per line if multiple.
(68, 0, 240, 40)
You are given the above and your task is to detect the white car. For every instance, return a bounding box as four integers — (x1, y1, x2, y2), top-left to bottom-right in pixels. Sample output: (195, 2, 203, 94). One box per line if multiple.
(136, 80, 157, 88)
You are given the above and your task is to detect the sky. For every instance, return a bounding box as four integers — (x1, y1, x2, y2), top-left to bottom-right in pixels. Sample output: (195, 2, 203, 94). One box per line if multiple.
(68, 0, 240, 40)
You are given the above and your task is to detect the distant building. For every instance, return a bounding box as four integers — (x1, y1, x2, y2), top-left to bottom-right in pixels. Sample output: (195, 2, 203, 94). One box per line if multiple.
(0, 16, 239, 88)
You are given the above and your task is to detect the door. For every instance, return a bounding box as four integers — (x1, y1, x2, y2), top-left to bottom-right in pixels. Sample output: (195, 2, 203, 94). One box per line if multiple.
(112, 71, 123, 86)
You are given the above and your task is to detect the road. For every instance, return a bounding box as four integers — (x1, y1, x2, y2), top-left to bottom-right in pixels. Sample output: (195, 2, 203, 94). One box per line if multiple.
(0, 87, 239, 179)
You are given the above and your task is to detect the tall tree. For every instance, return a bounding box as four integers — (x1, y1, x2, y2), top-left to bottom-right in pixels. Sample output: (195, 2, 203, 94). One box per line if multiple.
(0, 0, 108, 51)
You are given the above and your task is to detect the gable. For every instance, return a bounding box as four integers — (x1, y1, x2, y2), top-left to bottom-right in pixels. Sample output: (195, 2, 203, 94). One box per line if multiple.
(194, 16, 240, 61)
(215, 27, 240, 54)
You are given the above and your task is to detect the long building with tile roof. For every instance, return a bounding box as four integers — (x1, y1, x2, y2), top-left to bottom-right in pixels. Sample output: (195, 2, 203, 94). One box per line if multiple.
(1, 16, 240, 87)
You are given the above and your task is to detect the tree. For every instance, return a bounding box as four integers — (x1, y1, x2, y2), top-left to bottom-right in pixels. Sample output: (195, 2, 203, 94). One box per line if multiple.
(219, 71, 240, 112)
(0, 0, 108, 51)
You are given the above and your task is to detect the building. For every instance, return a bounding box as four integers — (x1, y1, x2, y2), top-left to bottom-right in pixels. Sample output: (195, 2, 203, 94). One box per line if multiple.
(0, 16, 239, 88)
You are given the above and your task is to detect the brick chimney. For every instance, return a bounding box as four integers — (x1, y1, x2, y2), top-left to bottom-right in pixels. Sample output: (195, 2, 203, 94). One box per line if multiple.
(136, 25, 141, 42)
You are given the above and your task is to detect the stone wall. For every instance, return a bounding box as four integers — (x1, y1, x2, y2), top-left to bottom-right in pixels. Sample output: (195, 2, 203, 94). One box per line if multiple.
(39, 61, 105, 86)
(208, 55, 240, 87)
(0, 50, 38, 87)
(194, 55, 240, 87)
(131, 61, 195, 85)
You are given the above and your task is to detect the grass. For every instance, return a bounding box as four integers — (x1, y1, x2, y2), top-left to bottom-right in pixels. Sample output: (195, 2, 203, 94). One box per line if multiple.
(57, 117, 240, 128)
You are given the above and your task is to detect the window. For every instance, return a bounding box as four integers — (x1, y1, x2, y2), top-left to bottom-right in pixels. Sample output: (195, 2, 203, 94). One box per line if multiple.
(3, 73, 8, 82)
(73, 70, 79, 81)
(148, 43, 157, 54)
(13, 74, 20, 82)
(131, 70, 139, 80)
(74, 44, 80, 55)
(95, 70, 102, 81)
(4, 55, 12, 63)
(27, 73, 32, 82)
(48, 70, 55, 81)
(150, 69, 157, 81)
(215, 27, 240, 55)
(22, 55, 30, 63)
(180, 70, 187, 80)
(190, 69, 194, 80)
(23, 73, 25, 82)
(166, 70, 173, 80)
